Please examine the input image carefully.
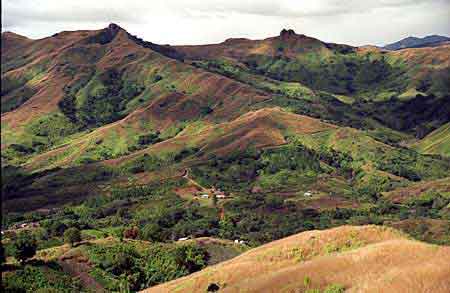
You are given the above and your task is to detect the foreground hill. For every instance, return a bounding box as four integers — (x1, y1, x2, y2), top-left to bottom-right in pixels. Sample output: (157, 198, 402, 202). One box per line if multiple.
(143, 225, 450, 293)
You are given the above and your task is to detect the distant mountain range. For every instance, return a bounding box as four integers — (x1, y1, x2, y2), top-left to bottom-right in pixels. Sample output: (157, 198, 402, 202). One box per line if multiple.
(383, 35, 450, 50)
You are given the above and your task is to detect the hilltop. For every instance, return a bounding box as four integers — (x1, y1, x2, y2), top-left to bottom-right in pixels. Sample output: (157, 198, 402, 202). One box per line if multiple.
(383, 35, 450, 50)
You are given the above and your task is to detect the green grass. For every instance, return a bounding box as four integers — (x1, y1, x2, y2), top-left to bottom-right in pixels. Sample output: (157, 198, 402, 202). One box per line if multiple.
(414, 123, 450, 157)
(2, 263, 81, 292)
(243, 51, 409, 100)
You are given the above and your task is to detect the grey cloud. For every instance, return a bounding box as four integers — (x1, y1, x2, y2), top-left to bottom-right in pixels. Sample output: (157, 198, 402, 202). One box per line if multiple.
(1, 0, 449, 46)
(2, 0, 145, 30)
(170, 0, 448, 18)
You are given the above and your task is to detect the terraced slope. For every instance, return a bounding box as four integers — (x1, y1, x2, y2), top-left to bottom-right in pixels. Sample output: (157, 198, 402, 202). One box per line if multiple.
(143, 225, 450, 293)
(383, 177, 450, 203)
(413, 123, 450, 157)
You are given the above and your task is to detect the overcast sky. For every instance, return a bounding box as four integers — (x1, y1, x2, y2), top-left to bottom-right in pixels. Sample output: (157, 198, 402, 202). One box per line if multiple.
(2, 0, 450, 46)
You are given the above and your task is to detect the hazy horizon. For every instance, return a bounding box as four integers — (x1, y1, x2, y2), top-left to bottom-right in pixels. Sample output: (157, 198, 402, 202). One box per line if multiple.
(2, 0, 450, 46)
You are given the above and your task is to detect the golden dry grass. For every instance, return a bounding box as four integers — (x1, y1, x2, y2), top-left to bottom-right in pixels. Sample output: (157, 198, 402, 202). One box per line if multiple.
(142, 225, 450, 293)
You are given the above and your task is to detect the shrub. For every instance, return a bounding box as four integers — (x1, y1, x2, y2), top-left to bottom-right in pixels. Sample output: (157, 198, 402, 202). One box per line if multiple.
(0, 244, 5, 265)
(124, 227, 139, 239)
(64, 227, 81, 247)
(2, 264, 81, 291)
(324, 284, 345, 293)
(12, 232, 37, 264)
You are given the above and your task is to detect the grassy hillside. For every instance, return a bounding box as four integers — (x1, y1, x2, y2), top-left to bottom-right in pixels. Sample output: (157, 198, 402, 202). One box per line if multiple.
(413, 123, 450, 156)
(176, 30, 450, 101)
(144, 225, 450, 293)
(1, 24, 270, 166)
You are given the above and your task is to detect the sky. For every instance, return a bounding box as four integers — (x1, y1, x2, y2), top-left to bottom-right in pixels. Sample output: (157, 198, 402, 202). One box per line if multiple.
(2, 0, 450, 46)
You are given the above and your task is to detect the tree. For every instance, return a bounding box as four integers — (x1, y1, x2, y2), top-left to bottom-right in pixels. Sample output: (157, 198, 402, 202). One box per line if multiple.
(114, 227, 125, 242)
(141, 223, 162, 242)
(174, 245, 208, 273)
(12, 232, 37, 264)
(111, 252, 135, 275)
(265, 195, 283, 210)
(64, 227, 81, 247)
(0, 244, 5, 265)
(123, 226, 139, 239)
(49, 221, 68, 237)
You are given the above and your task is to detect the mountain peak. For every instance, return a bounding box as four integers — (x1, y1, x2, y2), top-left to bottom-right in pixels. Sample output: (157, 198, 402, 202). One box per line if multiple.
(1, 31, 29, 40)
(280, 29, 296, 38)
(105, 23, 125, 35)
(107, 23, 122, 31)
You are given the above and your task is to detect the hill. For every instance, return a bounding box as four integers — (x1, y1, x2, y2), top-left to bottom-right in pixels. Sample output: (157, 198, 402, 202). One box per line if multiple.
(174, 29, 450, 101)
(383, 35, 450, 50)
(413, 123, 450, 157)
(143, 225, 450, 293)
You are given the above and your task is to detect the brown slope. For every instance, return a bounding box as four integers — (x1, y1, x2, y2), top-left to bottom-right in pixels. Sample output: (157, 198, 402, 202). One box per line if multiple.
(1, 24, 271, 134)
(26, 107, 334, 170)
(175, 29, 353, 61)
(389, 43, 450, 68)
(382, 177, 450, 203)
(1, 24, 145, 125)
(106, 107, 335, 165)
(1, 32, 33, 60)
(143, 225, 450, 293)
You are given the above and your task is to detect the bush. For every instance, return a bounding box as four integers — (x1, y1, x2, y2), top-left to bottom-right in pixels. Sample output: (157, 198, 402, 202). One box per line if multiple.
(138, 131, 161, 146)
(324, 284, 345, 293)
(142, 244, 208, 287)
(2, 264, 81, 292)
(124, 227, 139, 239)
(12, 232, 37, 264)
(64, 227, 81, 247)
(0, 244, 5, 265)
